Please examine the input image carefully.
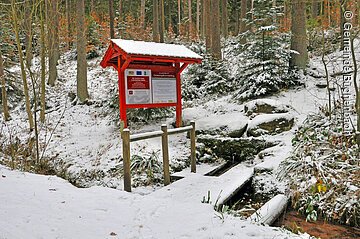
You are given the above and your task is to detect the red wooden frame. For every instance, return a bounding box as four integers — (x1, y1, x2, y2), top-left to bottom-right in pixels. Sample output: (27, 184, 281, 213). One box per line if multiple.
(100, 41, 201, 128)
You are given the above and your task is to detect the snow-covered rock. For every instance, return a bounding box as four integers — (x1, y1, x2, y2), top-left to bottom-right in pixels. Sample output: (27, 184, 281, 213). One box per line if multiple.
(196, 112, 248, 138)
(247, 113, 295, 137)
(244, 99, 293, 117)
(197, 135, 276, 162)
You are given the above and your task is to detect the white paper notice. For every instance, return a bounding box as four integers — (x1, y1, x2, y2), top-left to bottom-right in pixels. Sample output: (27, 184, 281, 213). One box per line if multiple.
(152, 71, 177, 103)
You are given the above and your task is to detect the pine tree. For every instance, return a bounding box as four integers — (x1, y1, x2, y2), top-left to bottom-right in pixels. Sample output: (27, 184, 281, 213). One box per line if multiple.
(235, 0, 295, 101)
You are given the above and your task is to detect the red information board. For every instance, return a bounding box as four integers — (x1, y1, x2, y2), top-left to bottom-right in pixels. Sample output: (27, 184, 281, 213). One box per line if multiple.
(100, 39, 202, 127)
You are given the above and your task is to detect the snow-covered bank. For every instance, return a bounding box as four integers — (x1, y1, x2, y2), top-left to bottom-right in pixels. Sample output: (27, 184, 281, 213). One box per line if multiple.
(0, 165, 312, 239)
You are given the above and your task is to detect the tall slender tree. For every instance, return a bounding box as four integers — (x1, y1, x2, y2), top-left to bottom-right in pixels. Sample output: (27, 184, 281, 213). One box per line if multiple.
(178, 0, 181, 35)
(290, 0, 308, 69)
(24, 0, 33, 67)
(159, 0, 165, 42)
(233, 0, 239, 35)
(196, 0, 200, 38)
(65, 0, 72, 49)
(239, 0, 247, 42)
(109, 0, 115, 39)
(140, 0, 146, 29)
(40, 0, 46, 123)
(221, 0, 228, 38)
(153, 0, 160, 42)
(205, 0, 211, 52)
(0, 49, 10, 121)
(47, 0, 58, 86)
(76, 0, 89, 103)
(188, 0, 193, 38)
(211, 0, 221, 59)
(11, 0, 34, 130)
(311, 0, 318, 19)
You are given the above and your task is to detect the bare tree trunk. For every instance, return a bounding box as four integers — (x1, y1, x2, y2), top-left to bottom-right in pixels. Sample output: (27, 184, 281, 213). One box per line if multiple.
(201, 0, 206, 38)
(234, 0, 239, 35)
(188, 0, 192, 38)
(76, 0, 89, 103)
(351, 34, 360, 143)
(290, 0, 308, 69)
(168, 0, 173, 33)
(153, 0, 160, 42)
(321, 29, 331, 118)
(340, 0, 346, 49)
(140, 0, 146, 29)
(211, 0, 221, 59)
(65, 0, 72, 49)
(119, 0, 123, 21)
(24, 0, 33, 67)
(0, 50, 10, 121)
(205, 0, 211, 52)
(40, 0, 46, 123)
(54, 0, 59, 61)
(196, 0, 200, 38)
(178, 0, 181, 35)
(47, 0, 58, 86)
(239, 0, 247, 43)
(109, 0, 115, 38)
(311, 0, 318, 19)
(11, 0, 34, 130)
(358, 0, 360, 26)
(159, 0, 165, 42)
(221, 0, 228, 38)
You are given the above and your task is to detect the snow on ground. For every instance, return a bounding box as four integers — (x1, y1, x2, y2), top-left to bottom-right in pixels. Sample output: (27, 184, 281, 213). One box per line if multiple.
(0, 165, 312, 239)
(1, 40, 353, 238)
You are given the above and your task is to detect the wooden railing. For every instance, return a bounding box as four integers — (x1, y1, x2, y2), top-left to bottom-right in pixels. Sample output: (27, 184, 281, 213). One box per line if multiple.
(122, 121, 196, 192)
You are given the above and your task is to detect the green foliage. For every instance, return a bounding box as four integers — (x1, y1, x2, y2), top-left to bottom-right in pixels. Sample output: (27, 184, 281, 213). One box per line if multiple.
(278, 112, 360, 227)
(109, 94, 173, 125)
(86, 15, 101, 59)
(130, 150, 162, 180)
(232, 0, 301, 102)
(183, 53, 233, 101)
(201, 190, 211, 204)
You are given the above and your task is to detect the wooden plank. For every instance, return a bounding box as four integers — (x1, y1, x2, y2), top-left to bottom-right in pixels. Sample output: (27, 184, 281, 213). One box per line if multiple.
(122, 129, 131, 192)
(167, 126, 193, 135)
(161, 124, 170, 185)
(130, 130, 163, 142)
(190, 121, 196, 173)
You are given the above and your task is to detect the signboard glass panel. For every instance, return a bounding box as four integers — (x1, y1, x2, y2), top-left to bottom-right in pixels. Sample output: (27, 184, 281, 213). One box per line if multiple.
(151, 71, 177, 103)
(125, 69, 152, 104)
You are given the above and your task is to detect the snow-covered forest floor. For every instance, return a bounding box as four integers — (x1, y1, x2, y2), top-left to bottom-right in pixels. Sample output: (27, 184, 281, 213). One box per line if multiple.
(0, 38, 359, 238)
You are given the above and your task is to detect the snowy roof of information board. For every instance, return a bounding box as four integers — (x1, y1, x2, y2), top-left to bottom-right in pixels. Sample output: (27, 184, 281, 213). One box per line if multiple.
(111, 39, 203, 60)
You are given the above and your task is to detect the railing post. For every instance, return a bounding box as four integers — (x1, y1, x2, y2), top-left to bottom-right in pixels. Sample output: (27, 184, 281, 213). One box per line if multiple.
(122, 128, 131, 192)
(161, 124, 170, 185)
(190, 121, 196, 173)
